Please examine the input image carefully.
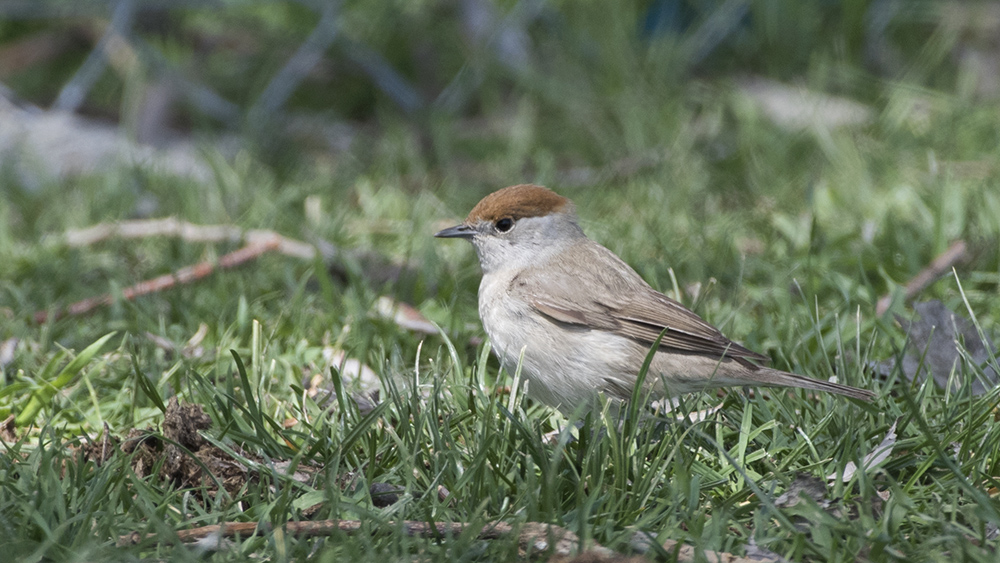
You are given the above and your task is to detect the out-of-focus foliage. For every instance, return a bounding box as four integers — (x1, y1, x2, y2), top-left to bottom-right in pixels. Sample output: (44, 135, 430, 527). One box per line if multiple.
(2, 2, 1000, 561)
(0, 1, 964, 124)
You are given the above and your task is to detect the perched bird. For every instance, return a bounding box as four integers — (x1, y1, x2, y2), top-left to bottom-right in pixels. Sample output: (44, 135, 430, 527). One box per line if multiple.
(436, 184, 875, 412)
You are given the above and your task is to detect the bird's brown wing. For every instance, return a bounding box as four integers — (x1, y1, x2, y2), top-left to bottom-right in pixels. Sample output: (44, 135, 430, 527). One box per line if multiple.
(514, 241, 769, 363)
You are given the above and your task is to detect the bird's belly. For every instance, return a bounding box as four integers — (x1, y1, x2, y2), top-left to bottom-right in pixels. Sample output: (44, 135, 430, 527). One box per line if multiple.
(478, 286, 641, 410)
(477, 278, 744, 412)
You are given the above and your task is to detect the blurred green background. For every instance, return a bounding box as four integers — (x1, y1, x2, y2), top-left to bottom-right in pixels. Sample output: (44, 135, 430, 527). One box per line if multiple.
(1, 1, 1000, 561)
(2, 0, 997, 347)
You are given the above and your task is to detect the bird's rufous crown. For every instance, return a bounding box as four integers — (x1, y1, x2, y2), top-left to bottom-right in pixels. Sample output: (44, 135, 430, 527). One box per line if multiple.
(466, 184, 573, 224)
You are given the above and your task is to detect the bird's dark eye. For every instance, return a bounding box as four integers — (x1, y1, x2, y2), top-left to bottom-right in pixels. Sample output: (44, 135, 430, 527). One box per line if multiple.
(495, 217, 514, 233)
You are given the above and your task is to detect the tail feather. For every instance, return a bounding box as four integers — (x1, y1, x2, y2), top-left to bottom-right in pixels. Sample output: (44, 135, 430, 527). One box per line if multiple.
(746, 367, 876, 402)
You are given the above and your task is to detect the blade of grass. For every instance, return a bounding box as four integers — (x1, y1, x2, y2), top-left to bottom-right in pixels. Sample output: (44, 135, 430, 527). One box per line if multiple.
(16, 332, 116, 426)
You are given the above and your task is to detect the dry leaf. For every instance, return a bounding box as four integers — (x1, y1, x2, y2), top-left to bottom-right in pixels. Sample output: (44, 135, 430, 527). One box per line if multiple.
(829, 419, 898, 482)
(874, 300, 998, 395)
(376, 296, 437, 334)
(738, 76, 874, 131)
(0, 338, 17, 368)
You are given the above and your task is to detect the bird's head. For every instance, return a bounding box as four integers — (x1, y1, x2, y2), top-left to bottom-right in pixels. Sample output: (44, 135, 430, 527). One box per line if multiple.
(435, 184, 585, 273)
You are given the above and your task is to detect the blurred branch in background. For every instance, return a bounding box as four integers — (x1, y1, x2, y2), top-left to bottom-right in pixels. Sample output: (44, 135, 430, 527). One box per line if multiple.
(436, 0, 540, 112)
(341, 38, 424, 115)
(0, 0, 995, 180)
(2, 5, 1000, 558)
(676, 0, 750, 68)
(250, 0, 342, 119)
(0, 0, 543, 130)
(53, 0, 137, 112)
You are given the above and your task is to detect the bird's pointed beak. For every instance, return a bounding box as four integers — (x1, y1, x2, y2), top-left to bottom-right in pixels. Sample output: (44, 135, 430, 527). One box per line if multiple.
(434, 224, 475, 239)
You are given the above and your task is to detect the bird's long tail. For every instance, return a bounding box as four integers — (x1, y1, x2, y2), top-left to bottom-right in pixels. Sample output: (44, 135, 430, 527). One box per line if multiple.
(745, 367, 876, 401)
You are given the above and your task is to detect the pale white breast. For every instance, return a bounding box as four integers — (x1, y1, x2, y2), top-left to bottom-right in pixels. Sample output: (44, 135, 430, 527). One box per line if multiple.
(478, 268, 644, 410)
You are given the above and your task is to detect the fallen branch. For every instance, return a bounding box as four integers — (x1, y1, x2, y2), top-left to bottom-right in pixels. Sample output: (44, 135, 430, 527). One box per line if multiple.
(659, 539, 779, 563)
(115, 518, 776, 562)
(59, 217, 317, 259)
(117, 519, 610, 558)
(34, 218, 430, 332)
(34, 240, 280, 323)
(876, 240, 968, 316)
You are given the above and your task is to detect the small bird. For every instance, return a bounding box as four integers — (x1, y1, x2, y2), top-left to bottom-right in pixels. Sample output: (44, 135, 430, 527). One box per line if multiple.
(436, 184, 875, 412)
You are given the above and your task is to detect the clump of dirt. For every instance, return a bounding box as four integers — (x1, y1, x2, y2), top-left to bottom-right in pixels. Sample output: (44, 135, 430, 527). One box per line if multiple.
(159, 397, 258, 498)
(162, 398, 213, 450)
(83, 397, 259, 499)
(120, 428, 162, 478)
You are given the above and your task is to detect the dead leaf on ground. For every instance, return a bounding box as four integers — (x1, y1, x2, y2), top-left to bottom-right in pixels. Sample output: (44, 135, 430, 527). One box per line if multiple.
(303, 348, 382, 414)
(376, 296, 438, 335)
(774, 474, 831, 510)
(0, 337, 17, 369)
(767, 472, 887, 534)
(322, 348, 380, 393)
(0, 414, 16, 443)
(737, 76, 874, 131)
(874, 300, 998, 395)
(829, 419, 898, 482)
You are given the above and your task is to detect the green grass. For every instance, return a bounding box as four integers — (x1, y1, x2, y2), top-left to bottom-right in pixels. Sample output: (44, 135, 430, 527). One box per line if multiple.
(3, 12, 1000, 562)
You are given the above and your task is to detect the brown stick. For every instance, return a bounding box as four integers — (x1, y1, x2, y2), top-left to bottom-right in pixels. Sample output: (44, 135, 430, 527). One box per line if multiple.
(34, 219, 433, 333)
(34, 240, 279, 323)
(115, 518, 774, 562)
(876, 240, 968, 316)
(116, 519, 607, 556)
(659, 539, 777, 563)
(61, 218, 318, 259)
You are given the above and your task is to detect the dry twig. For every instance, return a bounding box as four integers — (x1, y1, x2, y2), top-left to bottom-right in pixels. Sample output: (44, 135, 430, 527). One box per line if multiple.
(876, 240, 968, 316)
(658, 539, 780, 563)
(34, 219, 321, 323)
(35, 239, 282, 323)
(115, 517, 778, 562)
(117, 519, 609, 558)
(60, 217, 317, 259)
(34, 218, 437, 333)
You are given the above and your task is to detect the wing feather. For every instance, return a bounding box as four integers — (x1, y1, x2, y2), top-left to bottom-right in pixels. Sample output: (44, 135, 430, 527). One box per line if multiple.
(515, 241, 768, 363)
